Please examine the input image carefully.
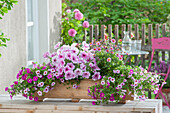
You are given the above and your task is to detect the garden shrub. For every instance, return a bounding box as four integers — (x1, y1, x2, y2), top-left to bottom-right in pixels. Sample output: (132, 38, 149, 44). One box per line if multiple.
(65, 0, 170, 26)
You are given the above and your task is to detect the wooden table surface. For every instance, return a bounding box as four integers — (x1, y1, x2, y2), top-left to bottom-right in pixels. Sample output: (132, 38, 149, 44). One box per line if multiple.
(0, 96, 162, 113)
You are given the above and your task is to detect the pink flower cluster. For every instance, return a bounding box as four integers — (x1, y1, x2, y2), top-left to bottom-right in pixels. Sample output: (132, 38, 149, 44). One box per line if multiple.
(48, 41, 101, 81)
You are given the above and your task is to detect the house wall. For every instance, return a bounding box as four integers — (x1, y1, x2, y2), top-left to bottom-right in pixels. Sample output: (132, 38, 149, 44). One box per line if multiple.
(0, 0, 61, 95)
(49, 0, 62, 53)
(0, 0, 26, 95)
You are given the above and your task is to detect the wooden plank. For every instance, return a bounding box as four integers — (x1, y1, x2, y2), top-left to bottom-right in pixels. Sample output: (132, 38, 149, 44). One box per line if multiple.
(148, 24, 152, 99)
(141, 24, 146, 67)
(84, 29, 87, 41)
(162, 24, 166, 61)
(128, 24, 132, 39)
(108, 24, 112, 43)
(101, 25, 105, 40)
(95, 25, 99, 41)
(155, 24, 159, 65)
(135, 24, 139, 40)
(89, 25, 93, 43)
(135, 24, 139, 65)
(121, 24, 126, 39)
(114, 25, 119, 45)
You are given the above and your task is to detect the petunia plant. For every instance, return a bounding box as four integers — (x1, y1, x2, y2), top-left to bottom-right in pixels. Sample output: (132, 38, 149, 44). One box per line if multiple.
(61, 3, 89, 45)
(87, 39, 161, 105)
(5, 41, 102, 101)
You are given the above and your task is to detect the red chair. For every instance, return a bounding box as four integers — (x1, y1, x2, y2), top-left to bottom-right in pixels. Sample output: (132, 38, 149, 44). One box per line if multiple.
(147, 37, 170, 109)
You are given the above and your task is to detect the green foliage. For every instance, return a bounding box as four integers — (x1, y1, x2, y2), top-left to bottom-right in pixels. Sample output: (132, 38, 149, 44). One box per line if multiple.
(0, 31, 10, 57)
(65, 0, 170, 26)
(0, 0, 18, 57)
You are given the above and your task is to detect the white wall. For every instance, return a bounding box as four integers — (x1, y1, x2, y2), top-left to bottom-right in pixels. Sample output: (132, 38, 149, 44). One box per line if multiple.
(0, 0, 61, 95)
(0, 0, 26, 95)
(49, 0, 61, 53)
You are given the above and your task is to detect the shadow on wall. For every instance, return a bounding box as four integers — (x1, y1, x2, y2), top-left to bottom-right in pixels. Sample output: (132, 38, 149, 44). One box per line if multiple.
(49, 12, 61, 53)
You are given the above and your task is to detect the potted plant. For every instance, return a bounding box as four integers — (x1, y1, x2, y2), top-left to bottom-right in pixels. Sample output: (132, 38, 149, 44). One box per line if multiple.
(5, 38, 160, 104)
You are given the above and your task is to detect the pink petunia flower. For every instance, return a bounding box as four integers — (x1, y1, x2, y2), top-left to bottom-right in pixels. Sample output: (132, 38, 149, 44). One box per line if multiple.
(5, 87, 8, 91)
(65, 52, 72, 60)
(107, 58, 111, 62)
(51, 82, 55, 86)
(100, 92, 105, 97)
(92, 101, 96, 105)
(58, 67, 63, 75)
(27, 78, 32, 83)
(52, 57, 57, 64)
(54, 42, 62, 49)
(74, 68, 82, 76)
(92, 72, 101, 81)
(110, 96, 115, 101)
(37, 82, 44, 87)
(68, 29, 77, 37)
(129, 69, 134, 74)
(43, 71, 47, 75)
(64, 66, 70, 73)
(111, 39, 116, 43)
(83, 21, 89, 28)
(38, 74, 43, 78)
(75, 12, 83, 20)
(43, 86, 49, 93)
(34, 97, 38, 102)
(29, 96, 33, 100)
(66, 9, 71, 13)
(65, 71, 74, 80)
(47, 74, 52, 79)
(37, 91, 42, 96)
(66, 63, 75, 70)
(73, 9, 80, 13)
(116, 70, 120, 74)
(73, 84, 78, 89)
(82, 72, 90, 79)
(43, 52, 50, 58)
(33, 76, 38, 81)
(36, 70, 40, 75)
(101, 81, 105, 85)
(14, 81, 18, 85)
(121, 74, 124, 77)
(110, 78, 115, 83)
(71, 55, 78, 63)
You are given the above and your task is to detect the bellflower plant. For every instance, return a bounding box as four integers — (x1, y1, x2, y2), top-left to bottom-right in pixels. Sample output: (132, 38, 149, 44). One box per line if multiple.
(87, 39, 161, 105)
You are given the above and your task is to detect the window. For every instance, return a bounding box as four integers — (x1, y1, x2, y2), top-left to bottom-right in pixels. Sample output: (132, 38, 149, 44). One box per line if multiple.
(26, 0, 39, 67)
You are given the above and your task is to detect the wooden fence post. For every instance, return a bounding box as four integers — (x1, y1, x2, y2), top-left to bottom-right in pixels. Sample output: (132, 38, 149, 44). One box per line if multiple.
(155, 24, 159, 65)
(95, 25, 99, 41)
(121, 24, 126, 39)
(134, 24, 139, 65)
(101, 25, 105, 40)
(148, 24, 153, 99)
(162, 24, 166, 61)
(128, 24, 132, 38)
(141, 24, 146, 67)
(114, 25, 119, 45)
(83, 29, 87, 41)
(108, 24, 112, 43)
(89, 25, 93, 43)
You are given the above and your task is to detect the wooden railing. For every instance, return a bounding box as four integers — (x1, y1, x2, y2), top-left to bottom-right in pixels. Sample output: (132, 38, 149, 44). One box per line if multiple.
(84, 23, 169, 68)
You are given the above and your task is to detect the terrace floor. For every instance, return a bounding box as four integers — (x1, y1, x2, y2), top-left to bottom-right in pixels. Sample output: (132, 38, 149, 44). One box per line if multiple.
(0, 96, 166, 113)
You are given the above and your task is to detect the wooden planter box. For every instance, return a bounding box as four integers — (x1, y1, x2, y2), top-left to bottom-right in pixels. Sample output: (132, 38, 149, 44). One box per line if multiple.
(36, 79, 134, 102)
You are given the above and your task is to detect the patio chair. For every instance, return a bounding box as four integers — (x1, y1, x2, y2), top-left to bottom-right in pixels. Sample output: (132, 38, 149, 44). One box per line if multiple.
(147, 37, 170, 109)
